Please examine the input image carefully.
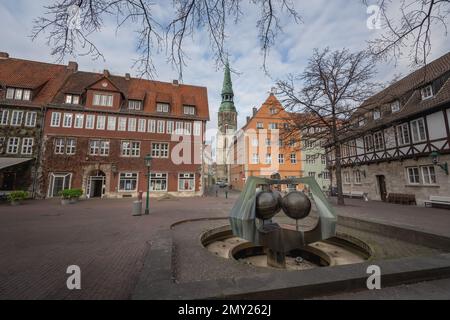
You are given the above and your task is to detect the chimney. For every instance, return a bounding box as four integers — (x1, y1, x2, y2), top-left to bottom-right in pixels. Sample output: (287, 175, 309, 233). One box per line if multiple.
(103, 69, 110, 77)
(0, 52, 10, 59)
(172, 79, 179, 86)
(270, 87, 277, 95)
(67, 61, 78, 72)
(252, 107, 257, 116)
(246, 116, 250, 123)
(125, 73, 131, 80)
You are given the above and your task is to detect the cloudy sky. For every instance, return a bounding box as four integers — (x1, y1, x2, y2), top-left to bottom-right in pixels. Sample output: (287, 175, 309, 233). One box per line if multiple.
(1, 0, 449, 138)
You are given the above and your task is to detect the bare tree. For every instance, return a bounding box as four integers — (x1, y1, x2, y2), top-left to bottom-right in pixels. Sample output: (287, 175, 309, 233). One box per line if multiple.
(31, 0, 301, 78)
(276, 48, 379, 205)
(366, 0, 450, 67)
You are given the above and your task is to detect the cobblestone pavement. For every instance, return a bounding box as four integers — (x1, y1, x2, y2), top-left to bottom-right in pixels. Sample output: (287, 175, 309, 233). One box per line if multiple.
(1, 192, 450, 299)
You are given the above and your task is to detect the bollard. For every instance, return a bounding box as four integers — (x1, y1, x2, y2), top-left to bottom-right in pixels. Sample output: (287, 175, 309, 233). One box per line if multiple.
(132, 200, 142, 216)
(225, 191, 228, 199)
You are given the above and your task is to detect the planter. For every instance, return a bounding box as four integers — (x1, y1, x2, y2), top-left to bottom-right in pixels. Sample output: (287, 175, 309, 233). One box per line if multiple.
(10, 200, 22, 206)
(61, 199, 71, 205)
(69, 198, 78, 204)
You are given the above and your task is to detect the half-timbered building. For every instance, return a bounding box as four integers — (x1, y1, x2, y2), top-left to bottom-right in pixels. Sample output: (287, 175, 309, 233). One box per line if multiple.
(327, 52, 450, 205)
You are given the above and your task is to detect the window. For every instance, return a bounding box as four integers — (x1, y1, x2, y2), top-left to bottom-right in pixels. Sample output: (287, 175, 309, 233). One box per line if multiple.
(85, 115, 95, 129)
(105, 116, 115, 131)
(0, 110, 9, 125)
(138, 119, 146, 132)
(93, 93, 113, 107)
(72, 114, 83, 129)
(184, 122, 192, 135)
(89, 140, 109, 156)
(373, 131, 384, 151)
(118, 117, 127, 131)
(278, 139, 283, 147)
(25, 112, 37, 127)
(354, 170, 362, 184)
(65, 94, 80, 104)
(373, 109, 381, 120)
(270, 108, 277, 115)
(150, 173, 168, 191)
(51, 112, 61, 127)
(128, 100, 142, 110)
(96, 115, 106, 130)
(344, 171, 351, 184)
(0, 137, 4, 153)
(119, 173, 138, 192)
(411, 118, 426, 142)
(421, 166, 436, 185)
(278, 154, 284, 164)
(269, 123, 278, 130)
(397, 123, 410, 145)
(193, 122, 201, 136)
(308, 172, 316, 178)
(175, 122, 183, 134)
(121, 141, 140, 157)
(157, 120, 165, 134)
(252, 138, 259, 147)
(289, 139, 296, 147)
(407, 167, 420, 184)
(178, 173, 195, 191)
(364, 135, 374, 152)
(6, 88, 31, 101)
(391, 100, 400, 113)
(21, 138, 33, 155)
(66, 138, 76, 155)
(265, 138, 271, 146)
(48, 173, 72, 198)
(290, 153, 297, 164)
(156, 103, 170, 113)
(54, 138, 65, 154)
(421, 85, 433, 100)
(256, 122, 264, 129)
(128, 118, 137, 131)
(167, 121, 174, 134)
(265, 154, 272, 164)
(183, 105, 196, 115)
(358, 116, 366, 127)
(306, 155, 315, 164)
(148, 119, 156, 133)
(7, 137, 20, 154)
(322, 171, 330, 180)
(304, 140, 314, 149)
(321, 154, 326, 165)
(61, 113, 72, 128)
(151, 143, 169, 158)
(252, 153, 259, 164)
(10, 110, 23, 126)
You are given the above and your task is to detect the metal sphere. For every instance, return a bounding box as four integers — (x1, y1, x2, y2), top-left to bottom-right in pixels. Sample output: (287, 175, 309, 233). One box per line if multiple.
(281, 191, 311, 220)
(255, 190, 282, 220)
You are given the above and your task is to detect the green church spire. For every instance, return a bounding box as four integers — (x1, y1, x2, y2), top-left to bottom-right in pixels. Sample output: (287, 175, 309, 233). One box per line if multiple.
(219, 61, 236, 112)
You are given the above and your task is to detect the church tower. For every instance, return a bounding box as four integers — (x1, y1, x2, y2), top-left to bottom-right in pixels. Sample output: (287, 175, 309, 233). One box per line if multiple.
(216, 61, 237, 182)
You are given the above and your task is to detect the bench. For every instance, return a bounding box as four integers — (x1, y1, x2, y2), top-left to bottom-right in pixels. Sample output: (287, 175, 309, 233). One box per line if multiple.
(387, 193, 416, 205)
(424, 196, 450, 209)
(342, 191, 366, 199)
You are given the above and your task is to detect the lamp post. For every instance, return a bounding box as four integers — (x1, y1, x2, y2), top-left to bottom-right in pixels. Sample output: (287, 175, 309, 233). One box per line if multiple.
(144, 154, 153, 215)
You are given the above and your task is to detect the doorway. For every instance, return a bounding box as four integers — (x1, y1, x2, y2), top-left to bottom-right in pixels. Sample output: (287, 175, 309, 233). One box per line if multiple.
(87, 170, 106, 198)
(376, 175, 387, 202)
(1, 172, 15, 190)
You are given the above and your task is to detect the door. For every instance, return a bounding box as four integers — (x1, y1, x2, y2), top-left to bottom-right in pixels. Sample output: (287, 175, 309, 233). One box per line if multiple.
(88, 171, 106, 198)
(2, 173, 15, 190)
(376, 175, 387, 202)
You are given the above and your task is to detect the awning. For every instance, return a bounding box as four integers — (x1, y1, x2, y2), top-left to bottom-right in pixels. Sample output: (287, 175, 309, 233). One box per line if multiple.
(0, 157, 34, 170)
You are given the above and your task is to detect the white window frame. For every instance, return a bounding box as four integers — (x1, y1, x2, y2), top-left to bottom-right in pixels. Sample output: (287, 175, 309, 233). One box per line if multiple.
(151, 142, 169, 158)
(63, 113, 73, 128)
(391, 100, 400, 113)
(48, 173, 72, 198)
(138, 119, 146, 132)
(10, 110, 23, 126)
(21, 138, 34, 155)
(397, 123, 410, 146)
(96, 115, 106, 130)
(150, 172, 168, 191)
(421, 85, 433, 100)
(118, 172, 139, 192)
(410, 118, 426, 143)
(193, 122, 201, 136)
(278, 154, 284, 164)
(50, 112, 61, 127)
(290, 153, 297, 164)
(421, 165, 436, 185)
(128, 100, 142, 110)
(25, 112, 37, 127)
(0, 109, 9, 125)
(178, 173, 195, 192)
(93, 93, 114, 107)
(107, 116, 116, 131)
(166, 121, 174, 134)
(85, 114, 95, 129)
(157, 120, 165, 134)
(74, 114, 84, 129)
(156, 103, 170, 113)
(252, 153, 259, 164)
(118, 117, 127, 131)
(128, 118, 137, 132)
(66, 138, 76, 155)
(54, 138, 65, 154)
(7, 137, 20, 154)
(183, 105, 196, 115)
(148, 119, 156, 133)
(406, 167, 420, 185)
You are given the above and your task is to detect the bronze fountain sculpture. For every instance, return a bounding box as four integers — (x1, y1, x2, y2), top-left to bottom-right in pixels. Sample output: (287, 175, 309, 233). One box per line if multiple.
(229, 176, 337, 268)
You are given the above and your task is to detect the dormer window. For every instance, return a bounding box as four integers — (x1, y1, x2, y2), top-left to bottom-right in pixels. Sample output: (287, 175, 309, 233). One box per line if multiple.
(390, 100, 400, 113)
(270, 108, 277, 115)
(183, 105, 196, 115)
(6, 87, 31, 101)
(156, 103, 170, 113)
(65, 94, 80, 105)
(373, 108, 381, 120)
(421, 85, 433, 100)
(93, 93, 113, 107)
(358, 116, 366, 127)
(128, 100, 142, 110)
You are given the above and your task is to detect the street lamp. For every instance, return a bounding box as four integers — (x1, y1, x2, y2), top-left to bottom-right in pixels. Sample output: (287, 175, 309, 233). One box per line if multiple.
(144, 154, 153, 215)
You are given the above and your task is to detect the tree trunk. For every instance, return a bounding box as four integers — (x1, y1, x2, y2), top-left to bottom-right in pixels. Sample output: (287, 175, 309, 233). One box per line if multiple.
(334, 143, 345, 205)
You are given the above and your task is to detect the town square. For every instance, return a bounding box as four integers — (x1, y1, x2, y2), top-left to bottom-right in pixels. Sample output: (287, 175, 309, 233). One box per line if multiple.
(1, 0, 450, 304)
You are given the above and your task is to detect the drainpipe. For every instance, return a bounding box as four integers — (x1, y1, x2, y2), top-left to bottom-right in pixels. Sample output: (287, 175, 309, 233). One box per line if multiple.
(31, 105, 46, 199)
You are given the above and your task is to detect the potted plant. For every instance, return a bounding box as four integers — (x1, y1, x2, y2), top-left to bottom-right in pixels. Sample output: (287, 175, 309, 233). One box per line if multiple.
(8, 191, 28, 206)
(60, 189, 83, 205)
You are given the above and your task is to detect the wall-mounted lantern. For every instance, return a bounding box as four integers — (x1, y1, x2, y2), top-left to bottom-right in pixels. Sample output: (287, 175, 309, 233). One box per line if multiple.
(430, 151, 448, 175)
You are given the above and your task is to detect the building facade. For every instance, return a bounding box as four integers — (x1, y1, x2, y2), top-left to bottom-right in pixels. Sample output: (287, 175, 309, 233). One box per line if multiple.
(229, 93, 302, 191)
(0, 52, 209, 199)
(327, 52, 450, 205)
(216, 61, 237, 183)
(0, 53, 73, 197)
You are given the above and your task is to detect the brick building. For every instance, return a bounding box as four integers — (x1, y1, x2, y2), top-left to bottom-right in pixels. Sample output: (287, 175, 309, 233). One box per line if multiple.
(0, 52, 209, 199)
